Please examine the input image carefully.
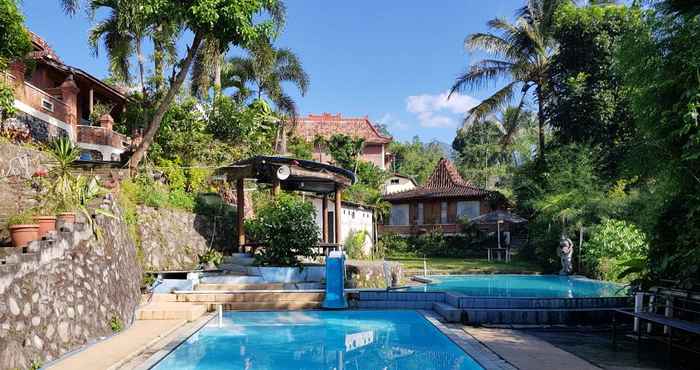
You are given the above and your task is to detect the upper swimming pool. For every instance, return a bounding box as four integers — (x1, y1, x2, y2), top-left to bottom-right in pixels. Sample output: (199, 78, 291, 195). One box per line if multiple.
(152, 310, 484, 370)
(405, 274, 627, 298)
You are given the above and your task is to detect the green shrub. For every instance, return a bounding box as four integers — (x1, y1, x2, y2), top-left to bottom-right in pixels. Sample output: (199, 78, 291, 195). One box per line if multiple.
(583, 219, 648, 282)
(7, 211, 35, 226)
(168, 189, 195, 211)
(380, 233, 410, 255)
(345, 230, 369, 259)
(246, 193, 319, 267)
(109, 316, 123, 333)
(199, 248, 224, 267)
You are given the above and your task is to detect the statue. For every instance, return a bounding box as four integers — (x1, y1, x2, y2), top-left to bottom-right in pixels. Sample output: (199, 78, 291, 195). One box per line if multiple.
(557, 237, 574, 275)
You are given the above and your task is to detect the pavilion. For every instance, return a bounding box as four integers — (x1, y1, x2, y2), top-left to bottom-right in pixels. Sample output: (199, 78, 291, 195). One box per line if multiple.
(214, 156, 357, 250)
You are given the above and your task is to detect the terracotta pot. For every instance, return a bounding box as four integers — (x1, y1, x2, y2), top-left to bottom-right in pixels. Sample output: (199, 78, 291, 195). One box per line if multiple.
(56, 212, 76, 225)
(9, 224, 39, 247)
(34, 215, 57, 239)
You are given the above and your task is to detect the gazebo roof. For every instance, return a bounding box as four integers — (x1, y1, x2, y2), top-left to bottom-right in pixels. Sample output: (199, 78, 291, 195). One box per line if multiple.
(215, 156, 356, 194)
(469, 210, 527, 224)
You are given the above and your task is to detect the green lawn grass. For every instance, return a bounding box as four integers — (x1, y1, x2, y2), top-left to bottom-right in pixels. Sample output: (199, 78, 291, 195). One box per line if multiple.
(386, 253, 542, 276)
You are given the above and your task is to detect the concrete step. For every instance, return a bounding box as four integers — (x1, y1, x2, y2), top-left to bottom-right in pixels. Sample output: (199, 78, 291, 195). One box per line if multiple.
(141, 293, 179, 304)
(200, 275, 265, 284)
(196, 283, 285, 291)
(209, 301, 322, 311)
(136, 303, 208, 321)
(177, 291, 325, 304)
(216, 264, 249, 274)
(433, 302, 462, 323)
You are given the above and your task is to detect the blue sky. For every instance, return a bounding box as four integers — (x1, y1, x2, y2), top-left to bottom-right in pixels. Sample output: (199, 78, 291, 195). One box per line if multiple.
(20, 1, 525, 144)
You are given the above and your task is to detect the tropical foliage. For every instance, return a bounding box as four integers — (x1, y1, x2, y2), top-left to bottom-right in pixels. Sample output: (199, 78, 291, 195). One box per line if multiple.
(245, 193, 318, 267)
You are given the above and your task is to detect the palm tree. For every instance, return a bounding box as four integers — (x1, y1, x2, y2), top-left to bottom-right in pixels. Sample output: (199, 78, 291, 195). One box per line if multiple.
(219, 40, 309, 153)
(190, 2, 286, 100)
(88, 0, 149, 94)
(450, 0, 556, 160)
(59, 0, 81, 15)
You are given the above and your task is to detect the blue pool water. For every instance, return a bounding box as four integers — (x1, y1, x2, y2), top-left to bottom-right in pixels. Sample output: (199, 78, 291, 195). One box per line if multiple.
(153, 310, 483, 370)
(406, 274, 627, 298)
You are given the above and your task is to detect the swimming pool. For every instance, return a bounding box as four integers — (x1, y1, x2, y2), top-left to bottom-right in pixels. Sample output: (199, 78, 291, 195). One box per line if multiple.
(152, 310, 484, 370)
(406, 274, 627, 298)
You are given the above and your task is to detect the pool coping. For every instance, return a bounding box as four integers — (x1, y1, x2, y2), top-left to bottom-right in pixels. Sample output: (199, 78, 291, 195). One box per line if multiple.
(134, 309, 517, 370)
(131, 314, 215, 370)
(420, 310, 517, 370)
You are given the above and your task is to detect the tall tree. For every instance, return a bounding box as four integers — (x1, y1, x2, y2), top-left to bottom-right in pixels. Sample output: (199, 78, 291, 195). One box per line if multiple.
(88, 0, 149, 94)
(547, 3, 640, 180)
(390, 137, 446, 185)
(449, 0, 556, 160)
(111, 0, 282, 172)
(190, 2, 284, 100)
(217, 39, 309, 153)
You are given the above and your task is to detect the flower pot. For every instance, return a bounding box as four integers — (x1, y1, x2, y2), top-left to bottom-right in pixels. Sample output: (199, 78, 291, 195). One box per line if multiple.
(33, 215, 57, 239)
(56, 212, 76, 225)
(9, 224, 39, 248)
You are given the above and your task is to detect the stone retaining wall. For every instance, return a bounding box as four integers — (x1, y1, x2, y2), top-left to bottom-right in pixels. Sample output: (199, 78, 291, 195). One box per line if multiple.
(0, 202, 141, 370)
(137, 206, 234, 271)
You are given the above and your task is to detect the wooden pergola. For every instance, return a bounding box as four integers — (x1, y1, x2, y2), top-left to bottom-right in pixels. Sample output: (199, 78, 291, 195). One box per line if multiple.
(214, 156, 357, 250)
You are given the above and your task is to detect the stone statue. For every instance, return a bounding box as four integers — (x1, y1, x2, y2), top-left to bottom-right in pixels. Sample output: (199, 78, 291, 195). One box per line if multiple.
(557, 237, 574, 275)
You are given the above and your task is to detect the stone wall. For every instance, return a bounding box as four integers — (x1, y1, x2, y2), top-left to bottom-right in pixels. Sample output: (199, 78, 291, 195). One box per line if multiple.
(0, 201, 141, 370)
(0, 142, 51, 244)
(137, 206, 234, 271)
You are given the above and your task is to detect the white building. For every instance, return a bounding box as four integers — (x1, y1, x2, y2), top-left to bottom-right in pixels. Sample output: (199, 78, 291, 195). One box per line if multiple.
(381, 173, 417, 195)
(306, 195, 374, 256)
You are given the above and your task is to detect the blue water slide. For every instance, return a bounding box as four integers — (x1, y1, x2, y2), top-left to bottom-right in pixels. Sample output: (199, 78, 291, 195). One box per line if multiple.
(322, 252, 348, 309)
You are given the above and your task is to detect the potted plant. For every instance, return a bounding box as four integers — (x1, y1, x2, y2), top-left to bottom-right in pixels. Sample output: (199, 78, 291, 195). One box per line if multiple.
(8, 212, 39, 248)
(47, 137, 81, 227)
(33, 214, 57, 239)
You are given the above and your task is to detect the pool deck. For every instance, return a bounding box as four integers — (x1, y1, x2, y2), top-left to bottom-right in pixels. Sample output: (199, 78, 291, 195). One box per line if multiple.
(44, 318, 207, 370)
(462, 326, 601, 370)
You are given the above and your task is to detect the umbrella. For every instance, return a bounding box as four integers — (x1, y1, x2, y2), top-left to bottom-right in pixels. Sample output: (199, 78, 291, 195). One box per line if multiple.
(469, 210, 527, 224)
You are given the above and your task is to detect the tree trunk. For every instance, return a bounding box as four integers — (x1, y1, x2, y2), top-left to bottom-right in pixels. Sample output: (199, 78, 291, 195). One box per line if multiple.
(129, 32, 204, 174)
(136, 37, 146, 96)
(536, 88, 546, 161)
(213, 51, 222, 96)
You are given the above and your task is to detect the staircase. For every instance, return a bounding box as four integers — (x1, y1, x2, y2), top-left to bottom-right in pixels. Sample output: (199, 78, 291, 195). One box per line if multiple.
(176, 290, 325, 311)
(135, 294, 208, 321)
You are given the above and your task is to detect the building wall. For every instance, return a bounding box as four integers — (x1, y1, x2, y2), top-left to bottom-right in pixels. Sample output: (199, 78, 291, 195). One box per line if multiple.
(382, 176, 416, 195)
(387, 198, 493, 228)
(362, 144, 385, 169)
(309, 197, 374, 254)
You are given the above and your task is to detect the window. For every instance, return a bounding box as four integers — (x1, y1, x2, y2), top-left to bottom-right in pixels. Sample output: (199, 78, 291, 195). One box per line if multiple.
(457, 201, 480, 221)
(389, 204, 409, 225)
(416, 203, 424, 225)
(41, 98, 54, 112)
(390, 179, 400, 184)
(440, 202, 448, 224)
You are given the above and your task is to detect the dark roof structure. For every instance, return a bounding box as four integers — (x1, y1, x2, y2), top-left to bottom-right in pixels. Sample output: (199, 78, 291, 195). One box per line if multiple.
(383, 158, 495, 202)
(214, 156, 356, 194)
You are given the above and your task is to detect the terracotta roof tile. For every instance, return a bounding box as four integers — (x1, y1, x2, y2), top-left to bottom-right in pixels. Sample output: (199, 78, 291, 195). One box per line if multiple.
(383, 158, 493, 201)
(291, 113, 392, 144)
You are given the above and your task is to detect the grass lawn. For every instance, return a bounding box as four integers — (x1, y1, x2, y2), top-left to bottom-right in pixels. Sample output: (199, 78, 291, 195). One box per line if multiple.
(386, 253, 542, 276)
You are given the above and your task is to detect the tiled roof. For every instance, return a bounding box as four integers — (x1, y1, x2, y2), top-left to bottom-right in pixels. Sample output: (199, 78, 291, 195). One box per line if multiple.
(291, 113, 392, 144)
(383, 158, 492, 201)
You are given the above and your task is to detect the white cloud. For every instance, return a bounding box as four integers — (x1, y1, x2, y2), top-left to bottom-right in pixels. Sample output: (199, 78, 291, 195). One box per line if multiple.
(406, 91, 479, 128)
(378, 113, 409, 131)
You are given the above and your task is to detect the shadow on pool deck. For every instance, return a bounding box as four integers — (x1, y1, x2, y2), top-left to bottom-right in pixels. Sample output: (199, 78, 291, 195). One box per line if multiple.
(522, 326, 690, 370)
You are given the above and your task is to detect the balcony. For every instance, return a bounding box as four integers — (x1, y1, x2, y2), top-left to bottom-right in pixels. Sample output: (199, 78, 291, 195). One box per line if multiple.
(76, 125, 129, 150)
(4, 72, 73, 125)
